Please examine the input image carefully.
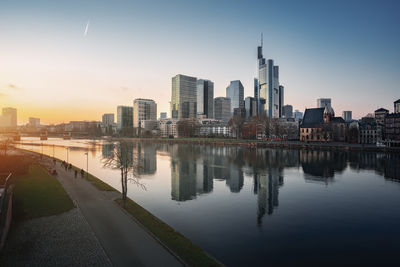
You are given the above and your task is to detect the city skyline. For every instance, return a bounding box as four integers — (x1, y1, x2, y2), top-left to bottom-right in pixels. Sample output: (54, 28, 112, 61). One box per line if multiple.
(1, 0, 399, 124)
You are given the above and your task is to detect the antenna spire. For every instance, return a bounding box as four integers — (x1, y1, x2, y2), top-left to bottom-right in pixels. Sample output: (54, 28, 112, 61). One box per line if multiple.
(261, 33, 263, 48)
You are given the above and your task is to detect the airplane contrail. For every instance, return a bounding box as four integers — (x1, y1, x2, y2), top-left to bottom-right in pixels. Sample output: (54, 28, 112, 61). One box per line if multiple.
(84, 20, 90, 37)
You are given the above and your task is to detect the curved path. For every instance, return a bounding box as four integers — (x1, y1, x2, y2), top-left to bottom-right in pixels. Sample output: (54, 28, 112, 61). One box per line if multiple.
(53, 162, 182, 267)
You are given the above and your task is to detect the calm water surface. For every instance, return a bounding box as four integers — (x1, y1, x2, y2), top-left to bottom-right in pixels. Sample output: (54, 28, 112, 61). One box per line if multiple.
(17, 138, 400, 266)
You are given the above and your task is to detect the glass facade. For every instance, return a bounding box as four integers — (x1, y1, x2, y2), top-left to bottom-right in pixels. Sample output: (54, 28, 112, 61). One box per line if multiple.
(171, 74, 197, 119)
(197, 79, 214, 118)
(226, 80, 244, 115)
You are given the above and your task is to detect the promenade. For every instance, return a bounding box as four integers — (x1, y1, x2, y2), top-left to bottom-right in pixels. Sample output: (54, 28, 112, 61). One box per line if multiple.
(53, 160, 182, 267)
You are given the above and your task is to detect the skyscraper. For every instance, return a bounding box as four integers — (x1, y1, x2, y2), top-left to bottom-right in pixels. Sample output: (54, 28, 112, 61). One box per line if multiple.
(133, 98, 157, 128)
(317, 98, 332, 109)
(171, 74, 197, 119)
(197, 79, 214, 118)
(214, 97, 231, 123)
(1, 107, 17, 128)
(257, 38, 283, 118)
(342, 111, 352, 122)
(245, 97, 258, 119)
(117, 106, 133, 131)
(282, 105, 293, 118)
(226, 80, 244, 115)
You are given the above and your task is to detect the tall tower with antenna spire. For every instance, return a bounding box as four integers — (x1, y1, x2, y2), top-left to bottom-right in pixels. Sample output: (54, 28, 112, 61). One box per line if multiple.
(256, 34, 283, 118)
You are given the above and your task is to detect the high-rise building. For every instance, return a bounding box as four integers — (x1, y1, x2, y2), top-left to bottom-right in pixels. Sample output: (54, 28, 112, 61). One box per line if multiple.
(317, 98, 332, 109)
(29, 117, 40, 127)
(171, 74, 197, 119)
(257, 38, 282, 118)
(279, 85, 284, 117)
(117, 106, 133, 131)
(245, 97, 258, 119)
(197, 79, 214, 118)
(294, 109, 303, 120)
(159, 112, 167, 119)
(282, 105, 293, 118)
(133, 98, 157, 128)
(342, 111, 352, 122)
(254, 78, 259, 114)
(1, 107, 17, 128)
(226, 80, 244, 115)
(214, 97, 231, 123)
(102, 113, 114, 127)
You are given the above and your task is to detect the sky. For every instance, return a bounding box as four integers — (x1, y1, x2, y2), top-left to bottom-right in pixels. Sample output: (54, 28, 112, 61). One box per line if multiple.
(0, 0, 399, 124)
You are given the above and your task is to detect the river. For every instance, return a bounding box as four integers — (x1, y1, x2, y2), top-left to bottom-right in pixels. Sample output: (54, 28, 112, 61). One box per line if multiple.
(16, 137, 400, 266)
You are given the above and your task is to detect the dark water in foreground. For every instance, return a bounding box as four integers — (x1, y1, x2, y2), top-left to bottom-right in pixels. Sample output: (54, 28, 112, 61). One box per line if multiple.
(18, 138, 400, 266)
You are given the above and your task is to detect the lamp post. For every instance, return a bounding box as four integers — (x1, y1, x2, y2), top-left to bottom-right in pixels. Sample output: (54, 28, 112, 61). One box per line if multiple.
(84, 152, 88, 179)
(66, 147, 69, 163)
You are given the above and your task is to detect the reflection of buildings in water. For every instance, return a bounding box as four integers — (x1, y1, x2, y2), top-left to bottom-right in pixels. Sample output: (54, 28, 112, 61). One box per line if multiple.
(226, 168, 244, 193)
(300, 150, 346, 184)
(135, 143, 157, 175)
(384, 154, 400, 182)
(348, 152, 400, 182)
(254, 168, 284, 225)
(102, 143, 114, 159)
(171, 157, 214, 201)
(171, 159, 197, 201)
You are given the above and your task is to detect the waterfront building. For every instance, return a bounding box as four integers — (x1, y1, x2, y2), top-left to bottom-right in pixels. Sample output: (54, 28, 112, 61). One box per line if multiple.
(257, 39, 282, 118)
(159, 112, 167, 119)
(28, 117, 40, 127)
(117, 106, 133, 133)
(282, 105, 293, 118)
(317, 98, 332, 109)
(199, 118, 230, 137)
(359, 117, 377, 144)
(342, 111, 352, 122)
(214, 97, 231, 124)
(102, 113, 114, 126)
(385, 113, 400, 147)
(197, 79, 214, 118)
(1, 107, 17, 128)
(300, 106, 346, 142)
(158, 118, 178, 138)
(245, 97, 258, 119)
(133, 98, 157, 128)
(226, 80, 244, 116)
(171, 74, 197, 119)
(375, 107, 389, 141)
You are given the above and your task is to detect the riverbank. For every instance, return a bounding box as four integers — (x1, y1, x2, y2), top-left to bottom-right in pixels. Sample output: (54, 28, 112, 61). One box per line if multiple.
(15, 149, 221, 267)
(119, 137, 400, 152)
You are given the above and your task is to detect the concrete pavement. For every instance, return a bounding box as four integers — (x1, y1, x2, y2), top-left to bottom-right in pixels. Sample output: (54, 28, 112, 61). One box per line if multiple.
(53, 162, 182, 267)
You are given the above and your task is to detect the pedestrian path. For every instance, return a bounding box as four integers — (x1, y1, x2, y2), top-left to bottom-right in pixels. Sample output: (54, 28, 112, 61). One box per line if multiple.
(54, 162, 182, 267)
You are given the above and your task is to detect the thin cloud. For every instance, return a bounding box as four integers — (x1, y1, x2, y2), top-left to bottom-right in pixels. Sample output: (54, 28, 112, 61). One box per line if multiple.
(84, 20, 90, 37)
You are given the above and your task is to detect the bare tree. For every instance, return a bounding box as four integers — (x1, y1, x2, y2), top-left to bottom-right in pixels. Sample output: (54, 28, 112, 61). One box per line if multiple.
(102, 141, 145, 206)
(177, 118, 200, 138)
(228, 115, 244, 139)
(0, 138, 12, 156)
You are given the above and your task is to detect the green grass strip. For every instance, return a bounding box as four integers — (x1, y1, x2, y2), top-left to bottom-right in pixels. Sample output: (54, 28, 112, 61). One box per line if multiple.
(13, 164, 75, 222)
(115, 198, 222, 267)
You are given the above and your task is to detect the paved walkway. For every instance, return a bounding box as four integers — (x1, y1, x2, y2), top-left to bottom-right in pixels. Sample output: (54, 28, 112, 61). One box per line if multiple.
(53, 162, 182, 267)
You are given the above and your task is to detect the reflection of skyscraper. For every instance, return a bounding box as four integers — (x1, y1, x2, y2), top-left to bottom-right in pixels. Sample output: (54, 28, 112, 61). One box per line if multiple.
(226, 168, 244, 193)
(196, 159, 213, 193)
(102, 143, 114, 159)
(171, 159, 197, 201)
(136, 143, 157, 175)
(254, 168, 283, 226)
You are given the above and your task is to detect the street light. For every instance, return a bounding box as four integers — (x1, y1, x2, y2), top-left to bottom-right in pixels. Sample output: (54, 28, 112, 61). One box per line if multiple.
(66, 147, 69, 163)
(84, 151, 89, 179)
